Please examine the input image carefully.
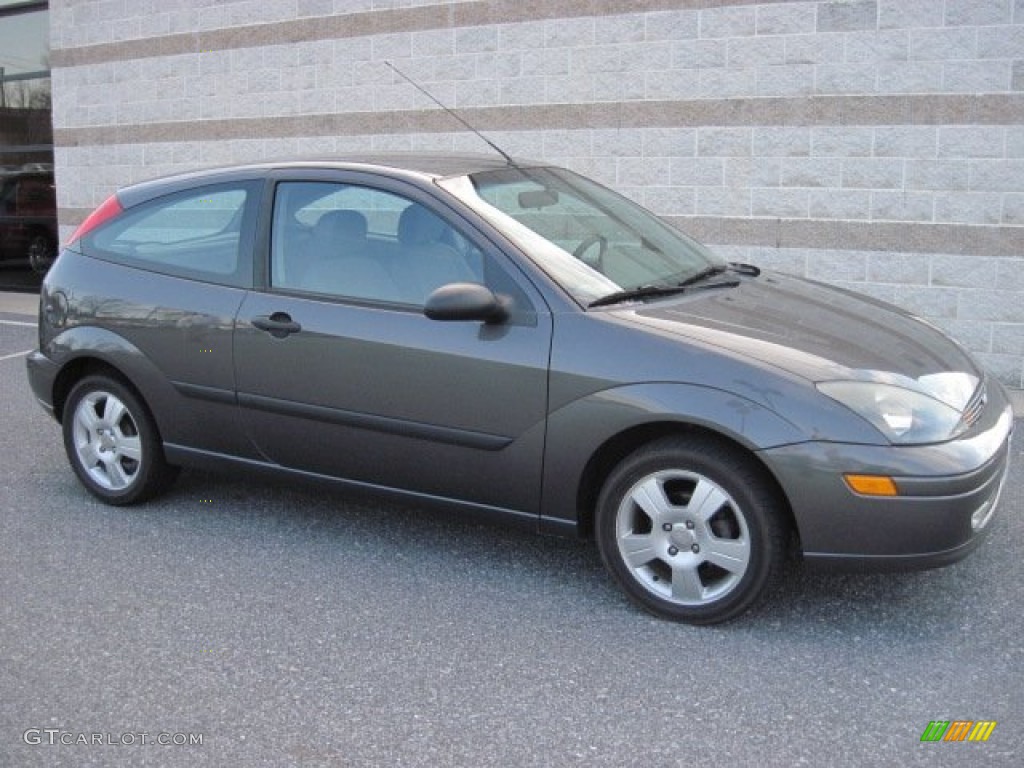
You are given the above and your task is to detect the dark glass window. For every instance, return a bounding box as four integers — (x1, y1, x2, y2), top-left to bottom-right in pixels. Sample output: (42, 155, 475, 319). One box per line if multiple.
(1, 2, 54, 285)
(1, 4, 51, 166)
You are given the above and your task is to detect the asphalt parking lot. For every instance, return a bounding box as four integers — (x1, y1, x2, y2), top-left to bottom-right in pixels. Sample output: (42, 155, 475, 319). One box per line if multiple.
(1, 305, 1021, 768)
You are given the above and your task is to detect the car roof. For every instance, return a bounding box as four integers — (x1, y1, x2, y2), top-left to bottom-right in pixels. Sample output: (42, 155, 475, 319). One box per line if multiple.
(116, 152, 526, 206)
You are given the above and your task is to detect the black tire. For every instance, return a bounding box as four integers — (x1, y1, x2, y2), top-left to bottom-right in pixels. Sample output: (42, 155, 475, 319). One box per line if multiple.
(595, 435, 786, 624)
(62, 375, 178, 505)
(27, 231, 55, 275)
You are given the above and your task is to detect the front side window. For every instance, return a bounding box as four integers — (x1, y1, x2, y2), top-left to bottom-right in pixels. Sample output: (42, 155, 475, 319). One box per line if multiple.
(439, 167, 725, 306)
(82, 182, 258, 286)
(271, 181, 501, 308)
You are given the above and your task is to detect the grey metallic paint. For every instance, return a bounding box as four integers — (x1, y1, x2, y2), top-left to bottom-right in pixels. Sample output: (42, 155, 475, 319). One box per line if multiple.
(233, 290, 551, 513)
(27, 155, 1014, 570)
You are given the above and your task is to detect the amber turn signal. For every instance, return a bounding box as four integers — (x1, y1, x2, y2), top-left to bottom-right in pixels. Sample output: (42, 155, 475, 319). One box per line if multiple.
(844, 474, 899, 496)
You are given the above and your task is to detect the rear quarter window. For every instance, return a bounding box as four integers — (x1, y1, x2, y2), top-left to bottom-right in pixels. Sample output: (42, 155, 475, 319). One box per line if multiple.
(81, 181, 260, 288)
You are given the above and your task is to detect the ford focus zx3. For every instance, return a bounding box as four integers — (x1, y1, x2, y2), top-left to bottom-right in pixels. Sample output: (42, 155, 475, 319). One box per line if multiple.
(27, 154, 1014, 624)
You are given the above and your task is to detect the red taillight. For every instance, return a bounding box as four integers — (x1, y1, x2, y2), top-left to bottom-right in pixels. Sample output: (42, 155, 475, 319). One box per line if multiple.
(66, 194, 124, 246)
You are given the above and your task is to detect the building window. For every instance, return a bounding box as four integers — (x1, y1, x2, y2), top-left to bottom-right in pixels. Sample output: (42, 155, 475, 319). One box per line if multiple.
(1, 1, 55, 280)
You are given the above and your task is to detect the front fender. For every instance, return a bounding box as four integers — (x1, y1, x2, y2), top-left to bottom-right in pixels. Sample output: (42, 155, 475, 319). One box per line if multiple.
(538, 382, 808, 531)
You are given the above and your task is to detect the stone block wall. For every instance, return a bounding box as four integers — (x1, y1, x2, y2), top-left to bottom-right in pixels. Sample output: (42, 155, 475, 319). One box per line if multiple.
(49, 0, 1024, 386)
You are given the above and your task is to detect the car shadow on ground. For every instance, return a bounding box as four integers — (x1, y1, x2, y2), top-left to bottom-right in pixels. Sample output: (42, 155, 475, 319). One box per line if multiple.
(128, 464, 1018, 638)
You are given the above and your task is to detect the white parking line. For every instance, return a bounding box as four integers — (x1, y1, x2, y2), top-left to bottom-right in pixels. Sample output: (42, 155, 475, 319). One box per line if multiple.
(0, 319, 36, 327)
(0, 349, 32, 362)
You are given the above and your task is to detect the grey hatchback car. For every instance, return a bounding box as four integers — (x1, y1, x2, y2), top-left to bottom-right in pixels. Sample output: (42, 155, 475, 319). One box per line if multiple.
(27, 154, 1013, 624)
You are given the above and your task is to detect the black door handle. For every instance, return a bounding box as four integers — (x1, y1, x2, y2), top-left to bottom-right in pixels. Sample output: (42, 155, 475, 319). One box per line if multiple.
(252, 312, 302, 338)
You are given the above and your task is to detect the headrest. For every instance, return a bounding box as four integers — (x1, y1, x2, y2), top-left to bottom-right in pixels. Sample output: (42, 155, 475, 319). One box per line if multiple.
(398, 204, 446, 246)
(316, 210, 367, 240)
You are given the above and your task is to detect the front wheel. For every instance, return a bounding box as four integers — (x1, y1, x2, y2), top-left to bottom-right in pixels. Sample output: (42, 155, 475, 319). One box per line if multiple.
(62, 375, 178, 505)
(596, 436, 786, 624)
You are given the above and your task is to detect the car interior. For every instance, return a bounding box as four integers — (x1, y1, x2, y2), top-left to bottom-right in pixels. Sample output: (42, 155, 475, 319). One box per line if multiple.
(273, 182, 482, 306)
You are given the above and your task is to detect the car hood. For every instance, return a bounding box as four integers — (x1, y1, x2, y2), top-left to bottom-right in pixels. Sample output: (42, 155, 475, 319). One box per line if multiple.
(616, 272, 982, 406)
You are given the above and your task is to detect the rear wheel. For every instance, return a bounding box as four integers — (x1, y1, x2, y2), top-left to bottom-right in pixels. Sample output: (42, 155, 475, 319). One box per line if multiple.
(62, 375, 178, 504)
(596, 436, 786, 624)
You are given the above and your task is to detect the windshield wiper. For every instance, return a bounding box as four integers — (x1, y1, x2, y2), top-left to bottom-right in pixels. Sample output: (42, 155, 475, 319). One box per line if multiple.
(677, 264, 729, 286)
(728, 261, 761, 277)
(588, 283, 693, 308)
(588, 264, 742, 309)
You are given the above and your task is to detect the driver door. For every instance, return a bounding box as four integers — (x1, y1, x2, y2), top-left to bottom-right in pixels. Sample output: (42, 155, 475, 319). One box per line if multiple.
(233, 171, 552, 515)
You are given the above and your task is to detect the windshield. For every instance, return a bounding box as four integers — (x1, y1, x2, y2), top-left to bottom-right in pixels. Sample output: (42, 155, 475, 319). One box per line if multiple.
(438, 166, 725, 306)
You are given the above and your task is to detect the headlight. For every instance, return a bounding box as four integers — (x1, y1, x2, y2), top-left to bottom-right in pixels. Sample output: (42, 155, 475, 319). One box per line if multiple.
(817, 381, 967, 444)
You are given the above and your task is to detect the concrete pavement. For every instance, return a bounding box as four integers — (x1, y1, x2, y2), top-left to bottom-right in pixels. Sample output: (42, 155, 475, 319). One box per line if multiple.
(2, 311, 1022, 768)
(0, 290, 39, 317)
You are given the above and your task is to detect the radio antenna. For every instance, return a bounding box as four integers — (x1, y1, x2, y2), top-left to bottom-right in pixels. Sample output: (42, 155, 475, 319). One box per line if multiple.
(385, 60, 517, 167)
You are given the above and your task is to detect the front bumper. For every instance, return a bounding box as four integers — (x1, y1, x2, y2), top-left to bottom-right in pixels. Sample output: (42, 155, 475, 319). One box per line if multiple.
(760, 383, 1014, 570)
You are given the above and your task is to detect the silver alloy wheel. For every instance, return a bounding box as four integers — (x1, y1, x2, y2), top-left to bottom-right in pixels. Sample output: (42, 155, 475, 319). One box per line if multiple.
(71, 390, 143, 491)
(615, 469, 751, 606)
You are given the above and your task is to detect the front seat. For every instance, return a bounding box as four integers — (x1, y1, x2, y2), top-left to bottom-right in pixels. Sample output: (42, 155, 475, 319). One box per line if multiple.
(302, 210, 397, 301)
(395, 204, 475, 303)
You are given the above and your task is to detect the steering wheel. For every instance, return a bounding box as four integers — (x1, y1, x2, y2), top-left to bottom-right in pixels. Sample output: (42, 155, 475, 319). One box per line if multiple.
(573, 233, 608, 270)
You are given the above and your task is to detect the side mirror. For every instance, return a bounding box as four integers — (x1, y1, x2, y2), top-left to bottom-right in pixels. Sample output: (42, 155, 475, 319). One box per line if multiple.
(424, 282, 508, 324)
